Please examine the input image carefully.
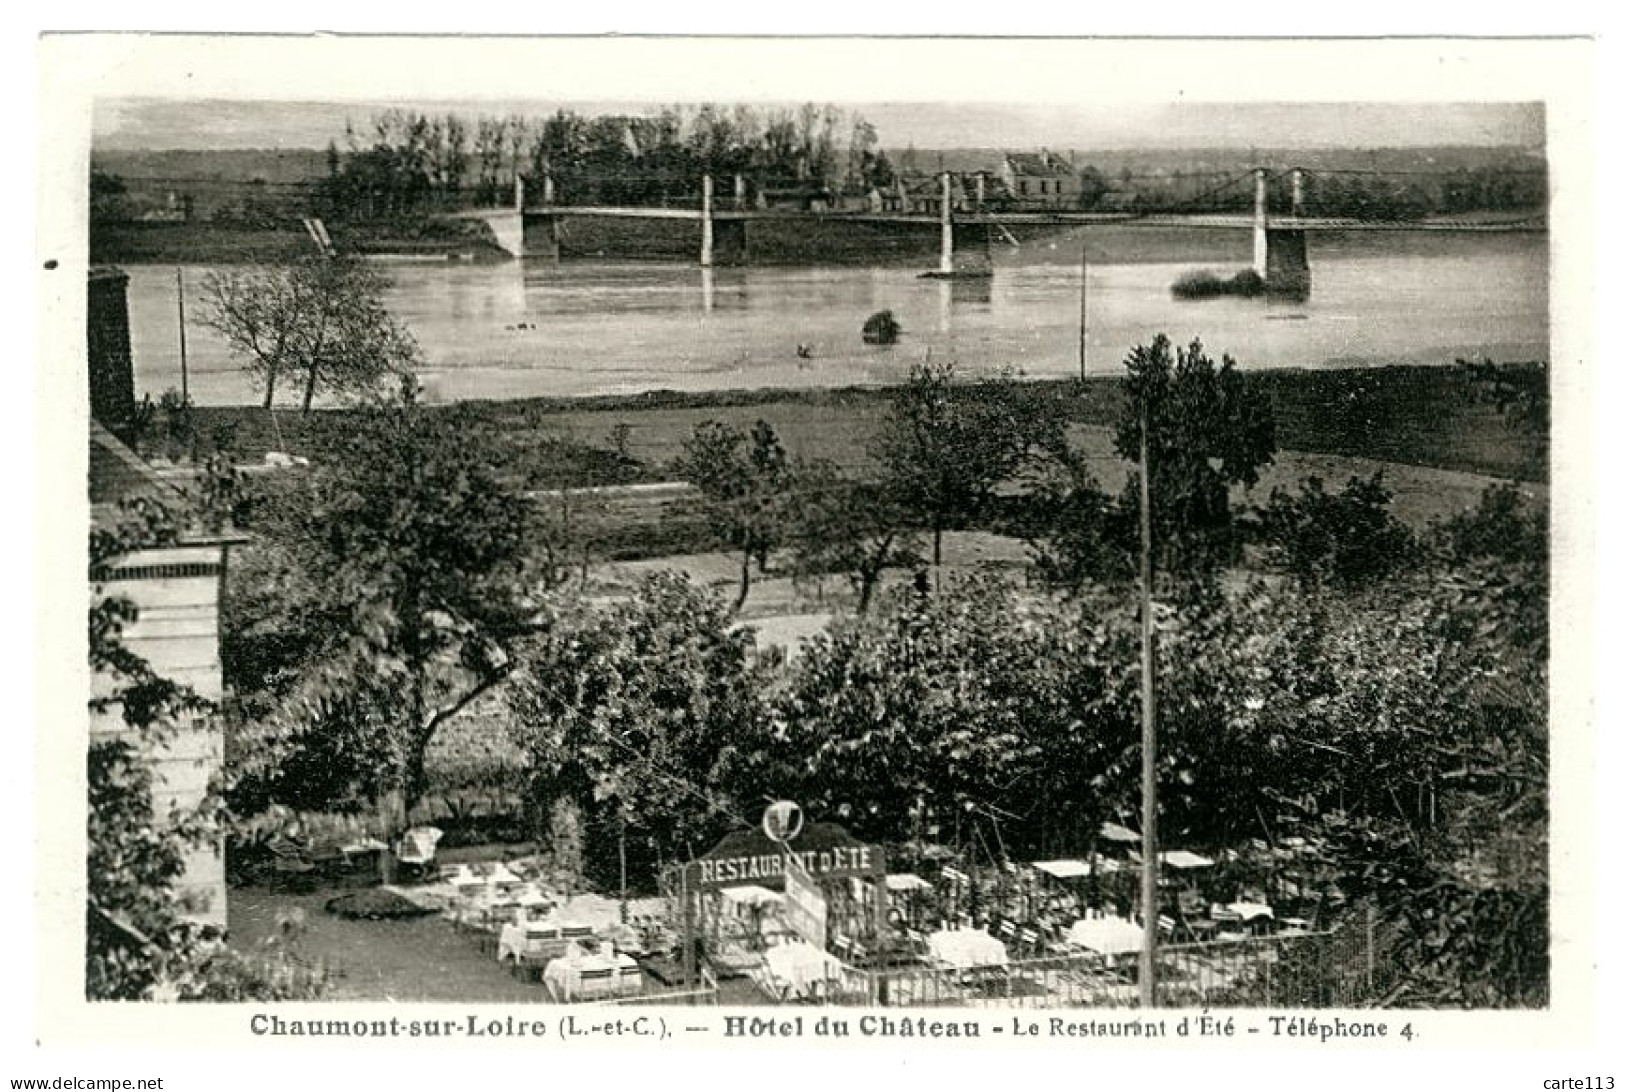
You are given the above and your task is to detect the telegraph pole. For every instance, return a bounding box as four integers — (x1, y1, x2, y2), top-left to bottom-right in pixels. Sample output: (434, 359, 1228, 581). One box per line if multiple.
(1137, 384, 1159, 1008)
(1078, 248, 1088, 380)
(175, 267, 190, 407)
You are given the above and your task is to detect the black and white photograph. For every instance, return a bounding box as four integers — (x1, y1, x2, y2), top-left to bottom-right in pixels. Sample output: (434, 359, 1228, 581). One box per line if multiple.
(29, 32, 1608, 1066)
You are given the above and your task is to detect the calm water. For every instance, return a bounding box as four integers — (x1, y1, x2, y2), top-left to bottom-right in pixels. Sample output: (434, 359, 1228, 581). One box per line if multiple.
(126, 231, 1548, 406)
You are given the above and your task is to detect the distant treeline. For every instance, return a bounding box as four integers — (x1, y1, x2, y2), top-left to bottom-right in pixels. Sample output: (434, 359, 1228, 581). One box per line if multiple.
(313, 105, 899, 218)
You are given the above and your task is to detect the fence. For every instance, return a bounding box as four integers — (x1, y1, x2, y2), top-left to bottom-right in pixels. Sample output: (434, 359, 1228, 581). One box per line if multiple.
(868, 926, 1390, 1010)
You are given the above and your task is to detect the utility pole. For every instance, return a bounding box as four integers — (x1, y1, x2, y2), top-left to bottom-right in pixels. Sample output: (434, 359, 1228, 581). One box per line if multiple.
(175, 268, 190, 407)
(1078, 248, 1088, 381)
(175, 267, 194, 458)
(1137, 384, 1159, 1008)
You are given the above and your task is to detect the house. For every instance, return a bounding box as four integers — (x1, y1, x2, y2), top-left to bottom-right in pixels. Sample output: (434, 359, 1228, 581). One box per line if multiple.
(1000, 150, 1080, 210)
(896, 173, 1009, 216)
(88, 268, 239, 929)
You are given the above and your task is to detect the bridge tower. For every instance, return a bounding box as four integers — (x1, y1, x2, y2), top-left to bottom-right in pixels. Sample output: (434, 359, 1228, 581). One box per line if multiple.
(1252, 168, 1269, 278)
(701, 174, 715, 268)
(939, 171, 955, 275)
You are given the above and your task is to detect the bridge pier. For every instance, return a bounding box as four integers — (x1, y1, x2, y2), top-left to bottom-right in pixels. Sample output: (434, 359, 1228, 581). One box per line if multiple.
(712, 219, 748, 266)
(1252, 167, 1312, 298)
(523, 214, 562, 261)
(939, 172, 954, 274)
(1264, 229, 1310, 299)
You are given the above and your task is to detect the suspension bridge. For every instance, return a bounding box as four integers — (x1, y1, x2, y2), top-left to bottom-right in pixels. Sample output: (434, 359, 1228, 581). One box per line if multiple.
(451, 167, 1545, 297)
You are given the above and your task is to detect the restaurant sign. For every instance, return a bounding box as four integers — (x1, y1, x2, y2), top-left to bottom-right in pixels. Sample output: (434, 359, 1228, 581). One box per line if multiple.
(687, 822, 886, 892)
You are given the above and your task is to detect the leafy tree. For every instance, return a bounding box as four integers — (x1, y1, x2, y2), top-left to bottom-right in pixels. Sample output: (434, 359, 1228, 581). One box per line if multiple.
(1443, 482, 1546, 566)
(789, 460, 922, 614)
(90, 498, 324, 1001)
(225, 398, 529, 852)
(1259, 473, 1417, 590)
(1115, 335, 1277, 581)
(508, 574, 769, 888)
(1019, 457, 1134, 589)
(201, 256, 421, 416)
(676, 419, 793, 611)
(769, 575, 1139, 857)
(873, 362, 1068, 566)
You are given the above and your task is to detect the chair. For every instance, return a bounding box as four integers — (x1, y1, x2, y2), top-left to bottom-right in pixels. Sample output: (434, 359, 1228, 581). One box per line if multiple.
(395, 826, 443, 881)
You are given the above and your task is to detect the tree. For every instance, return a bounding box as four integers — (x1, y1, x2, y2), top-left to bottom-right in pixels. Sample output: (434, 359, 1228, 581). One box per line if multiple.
(873, 362, 1067, 566)
(770, 575, 1140, 857)
(1019, 456, 1134, 589)
(90, 497, 324, 1001)
(1115, 335, 1277, 581)
(508, 574, 769, 888)
(676, 419, 793, 611)
(789, 460, 922, 614)
(1259, 473, 1417, 590)
(225, 398, 529, 855)
(201, 256, 421, 416)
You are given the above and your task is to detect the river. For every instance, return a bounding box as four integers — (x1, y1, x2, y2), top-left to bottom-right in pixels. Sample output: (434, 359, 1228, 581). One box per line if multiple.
(124, 230, 1548, 406)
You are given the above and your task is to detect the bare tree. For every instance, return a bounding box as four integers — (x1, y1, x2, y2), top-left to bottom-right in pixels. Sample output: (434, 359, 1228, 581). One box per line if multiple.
(201, 256, 421, 416)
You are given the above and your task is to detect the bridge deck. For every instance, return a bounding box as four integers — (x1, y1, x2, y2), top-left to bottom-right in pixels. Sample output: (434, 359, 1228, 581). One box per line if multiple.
(464, 206, 1544, 232)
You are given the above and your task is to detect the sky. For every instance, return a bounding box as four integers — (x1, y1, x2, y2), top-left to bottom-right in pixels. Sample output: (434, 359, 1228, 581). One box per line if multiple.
(93, 98, 1544, 153)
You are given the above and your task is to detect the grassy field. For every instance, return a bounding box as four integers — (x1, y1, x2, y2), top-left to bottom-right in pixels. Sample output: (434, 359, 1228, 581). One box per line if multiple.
(187, 362, 1546, 489)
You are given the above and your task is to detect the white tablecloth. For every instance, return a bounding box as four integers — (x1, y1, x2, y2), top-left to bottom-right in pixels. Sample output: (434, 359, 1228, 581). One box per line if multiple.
(1066, 916, 1144, 955)
(543, 953, 641, 1001)
(1224, 901, 1274, 922)
(764, 941, 842, 998)
(926, 928, 1009, 970)
(499, 923, 561, 963)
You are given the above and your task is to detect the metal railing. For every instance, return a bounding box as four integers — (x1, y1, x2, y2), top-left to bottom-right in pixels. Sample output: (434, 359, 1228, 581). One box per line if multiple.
(866, 928, 1385, 1010)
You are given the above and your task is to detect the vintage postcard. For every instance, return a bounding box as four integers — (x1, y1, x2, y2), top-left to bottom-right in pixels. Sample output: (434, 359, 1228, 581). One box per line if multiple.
(26, 30, 1608, 1083)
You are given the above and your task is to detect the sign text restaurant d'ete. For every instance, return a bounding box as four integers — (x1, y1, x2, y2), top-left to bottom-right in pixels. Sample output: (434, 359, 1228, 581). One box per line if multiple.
(685, 823, 887, 891)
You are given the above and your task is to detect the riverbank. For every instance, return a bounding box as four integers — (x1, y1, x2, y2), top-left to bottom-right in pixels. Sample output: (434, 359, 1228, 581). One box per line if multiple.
(185, 363, 1546, 486)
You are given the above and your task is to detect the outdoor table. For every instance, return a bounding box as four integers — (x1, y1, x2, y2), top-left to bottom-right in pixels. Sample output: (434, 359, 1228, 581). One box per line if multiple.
(926, 927, 1009, 970)
(498, 922, 564, 964)
(764, 940, 843, 1000)
(1066, 915, 1144, 956)
(543, 952, 641, 1001)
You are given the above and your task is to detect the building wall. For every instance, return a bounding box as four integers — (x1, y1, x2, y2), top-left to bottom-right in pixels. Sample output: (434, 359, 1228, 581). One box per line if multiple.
(87, 268, 136, 440)
(90, 544, 228, 928)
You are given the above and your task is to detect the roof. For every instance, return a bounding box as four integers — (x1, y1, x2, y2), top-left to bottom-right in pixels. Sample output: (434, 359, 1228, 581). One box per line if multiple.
(1004, 151, 1075, 178)
(89, 420, 185, 515)
(89, 421, 247, 548)
(1033, 858, 1127, 880)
